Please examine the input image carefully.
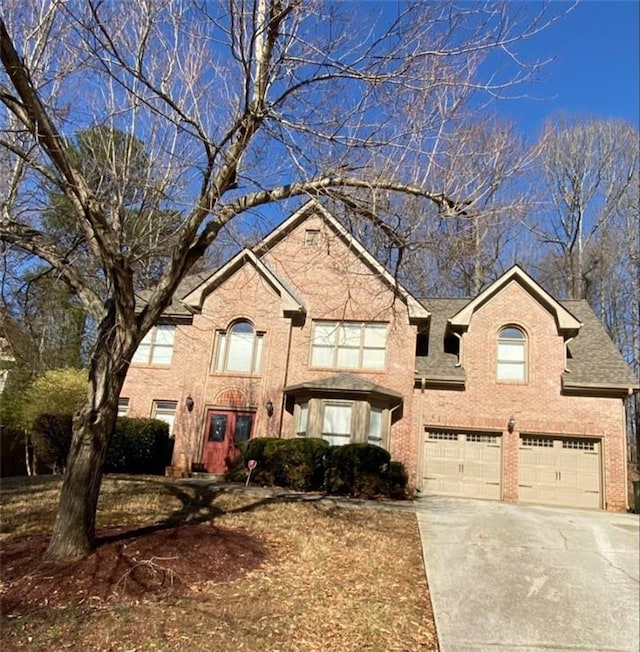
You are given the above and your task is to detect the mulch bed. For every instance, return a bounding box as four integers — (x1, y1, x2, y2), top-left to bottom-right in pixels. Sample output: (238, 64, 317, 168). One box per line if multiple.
(0, 523, 267, 615)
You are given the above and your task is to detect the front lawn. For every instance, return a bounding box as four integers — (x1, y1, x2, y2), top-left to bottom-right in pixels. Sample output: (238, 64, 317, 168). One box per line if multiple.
(0, 475, 438, 651)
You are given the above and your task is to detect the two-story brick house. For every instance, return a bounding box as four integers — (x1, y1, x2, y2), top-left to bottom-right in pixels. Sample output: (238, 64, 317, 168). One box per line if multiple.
(120, 201, 638, 510)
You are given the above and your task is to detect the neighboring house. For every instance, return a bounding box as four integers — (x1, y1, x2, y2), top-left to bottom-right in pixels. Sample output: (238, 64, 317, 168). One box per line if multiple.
(120, 201, 638, 511)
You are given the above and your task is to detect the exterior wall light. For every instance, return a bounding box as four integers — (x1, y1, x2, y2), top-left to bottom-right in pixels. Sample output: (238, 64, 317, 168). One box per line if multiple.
(507, 416, 516, 433)
(266, 400, 274, 417)
(185, 395, 194, 412)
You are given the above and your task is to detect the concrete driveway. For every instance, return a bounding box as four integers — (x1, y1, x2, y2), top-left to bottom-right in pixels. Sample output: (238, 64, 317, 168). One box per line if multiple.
(416, 497, 640, 652)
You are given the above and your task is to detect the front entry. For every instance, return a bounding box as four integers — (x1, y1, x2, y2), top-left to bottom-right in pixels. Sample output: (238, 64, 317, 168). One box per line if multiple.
(201, 409, 254, 473)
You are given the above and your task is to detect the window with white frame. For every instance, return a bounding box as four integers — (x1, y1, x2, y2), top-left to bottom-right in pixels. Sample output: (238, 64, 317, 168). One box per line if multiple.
(296, 402, 309, 437)
(214, 320, 264, 374)
(497, 326, 526, 381)
(132, 325, 175, 365)
(153, 400, 177, 436)
(322, 403, 352, 446)
(367, 406, 384, 446)
(117, 398, 129, 417)
(311, 321, 387, 370)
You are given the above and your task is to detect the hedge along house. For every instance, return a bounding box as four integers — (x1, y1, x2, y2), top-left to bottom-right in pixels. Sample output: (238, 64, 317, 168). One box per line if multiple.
(120, 200, 638, 510)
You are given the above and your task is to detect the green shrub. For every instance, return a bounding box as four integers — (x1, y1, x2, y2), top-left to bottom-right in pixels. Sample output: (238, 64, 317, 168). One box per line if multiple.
(105, 417, 173, 474)
(324, 443, 391, 498)
(268, 438, 329, 491)
(226, 437, 329, 490)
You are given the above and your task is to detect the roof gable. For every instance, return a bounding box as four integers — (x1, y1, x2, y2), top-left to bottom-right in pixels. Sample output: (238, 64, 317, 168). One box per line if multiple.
(449, 265, 582, 336)
(181, 249, 305, 316)
(253, 200, 429, 322)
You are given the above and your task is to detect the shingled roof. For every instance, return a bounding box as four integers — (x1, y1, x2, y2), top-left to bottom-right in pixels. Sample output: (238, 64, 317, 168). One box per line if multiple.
(560, 300, 638, 394)
(415, 297, 638, 396)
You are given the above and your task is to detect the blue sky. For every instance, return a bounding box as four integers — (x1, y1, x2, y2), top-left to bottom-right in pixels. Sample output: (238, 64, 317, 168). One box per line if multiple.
(495, 0, 639, 138)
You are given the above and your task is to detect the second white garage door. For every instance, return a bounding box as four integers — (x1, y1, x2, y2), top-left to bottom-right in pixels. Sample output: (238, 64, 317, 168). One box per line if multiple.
(518, 435, 602, 509)
(422, 429, 502, 500)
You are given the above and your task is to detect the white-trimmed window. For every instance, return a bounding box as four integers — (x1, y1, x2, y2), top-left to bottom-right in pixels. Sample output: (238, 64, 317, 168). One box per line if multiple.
(296, 402, 309, 437)
(497, 326, 526, 381)
(153, 400, 177, 436)
(311, 321, 387, 370)
(117, 398, 129, 417)
(367, 406, 384, 446)
(214, 320, 264, 374)
(132, 325, 175, 365)
(322, 402, 352, 446)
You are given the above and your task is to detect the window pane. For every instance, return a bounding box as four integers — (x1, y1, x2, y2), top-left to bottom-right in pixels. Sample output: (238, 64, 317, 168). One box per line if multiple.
(363, 324, 387, 347)
(368, 407, 383, 444)
(323, 433, 351, 446)
(362, 348, 385, 369)
(253, 335, 263, 373)
(214, 333, 226, 371)
(117, 399, 129, 417)
(497, 362, 525, 381)
(234, 415, 253, 444)
(500, 327, 524, 340)
(498, 342, 525, 362)
(132, 342, 151, 363)
(151, 344, 173, 365)
(208, 414, 227, 442)
(227, 325, 254, 372)
(155, 325, 175, 345)
(313, 323, 336, 345)
(323, 404, 352, 435)
(339, 324, 361, 346)
(297, 402, 308, 435)
(311, 345, 333, 367)
(154, 401, 177, 436)
(336, 346, 359, 368)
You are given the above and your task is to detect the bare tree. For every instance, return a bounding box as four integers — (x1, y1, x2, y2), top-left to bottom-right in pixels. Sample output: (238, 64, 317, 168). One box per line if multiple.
(1, 0, 571, 559)
(528, 115, 639, 300)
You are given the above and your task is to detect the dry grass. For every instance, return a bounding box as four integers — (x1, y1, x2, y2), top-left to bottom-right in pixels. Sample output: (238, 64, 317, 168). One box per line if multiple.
(1, 475, 438, 651)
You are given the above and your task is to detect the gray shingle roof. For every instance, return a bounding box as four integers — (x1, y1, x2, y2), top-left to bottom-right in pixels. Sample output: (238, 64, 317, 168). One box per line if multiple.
(415, 297, 637, 392)
(284, 372, 403, 403)
(560, 300, 638, 389)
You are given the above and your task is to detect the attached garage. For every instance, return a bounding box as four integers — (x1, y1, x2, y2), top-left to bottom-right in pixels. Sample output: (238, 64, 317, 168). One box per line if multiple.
(518, 435, 602, 509)
(422, 429, 502, 500)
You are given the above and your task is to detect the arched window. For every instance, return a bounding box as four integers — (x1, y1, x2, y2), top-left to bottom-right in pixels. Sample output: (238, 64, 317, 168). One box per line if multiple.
(497, 326, 526, 381)
(214, 320, 263, 374)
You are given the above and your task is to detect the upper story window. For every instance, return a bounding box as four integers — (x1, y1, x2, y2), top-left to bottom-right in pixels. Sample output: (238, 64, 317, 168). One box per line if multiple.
(311, 321, 387, 370)
(214, 320, 263, 374)
(497, 326, 526, 382)
(132, 325, 175, 365)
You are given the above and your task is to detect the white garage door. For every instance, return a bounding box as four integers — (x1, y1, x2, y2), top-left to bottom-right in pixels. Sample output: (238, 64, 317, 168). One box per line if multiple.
(518, 436, 601, 509)
(422, 429, 502, 500)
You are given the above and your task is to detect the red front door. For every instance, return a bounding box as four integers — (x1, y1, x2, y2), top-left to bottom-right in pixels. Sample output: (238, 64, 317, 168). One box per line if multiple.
(201, 410, 254, 473)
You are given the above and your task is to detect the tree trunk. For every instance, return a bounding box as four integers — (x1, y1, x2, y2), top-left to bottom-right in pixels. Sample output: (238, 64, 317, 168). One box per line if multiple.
(45, 309, 132, 560)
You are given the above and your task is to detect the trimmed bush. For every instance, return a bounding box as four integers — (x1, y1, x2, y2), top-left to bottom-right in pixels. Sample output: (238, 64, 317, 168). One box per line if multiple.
(324, 443, 391, 498)
(227, 437, 409, 499)
(227, 437, 329, 490)
(268, 438, 329, 491)
(105, 417, 173, 474)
